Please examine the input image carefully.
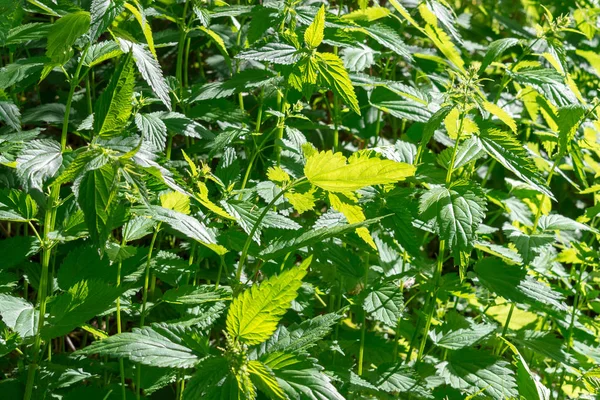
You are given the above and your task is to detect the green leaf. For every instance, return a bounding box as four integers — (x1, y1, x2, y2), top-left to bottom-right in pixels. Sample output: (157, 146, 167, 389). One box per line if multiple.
(362, 23, 412, 61)
(0, 58, 45, 90)
(162, 285, 232, 305)
(419, 181, 487, 252)
(83, 41, 123, 68)
(430, 322, 496, 350)
(305, 150, 415, 193)
(42, 279, 123, 339)
(118, 38, 172, 110)
(502, 339, 551, 400)
(89, 0, 125, 42)
(557, 104, 586, 157)
(45, 12, 91, 64)
(144, 205, 227, 255)
(315, 52, 361, 115)
(504, 226, 553, 265)
(436, 348, 518, 399)
(478, 128, 553, 199)
(417, 105, 453, 160)
(479, 38, 520, 73)
(369, 86, 432, 123)
(0, 189, 38, 222)
(222, 201, 301, 245)
(475, 258, 567, 311)
(183, 357, 237, 400)
(248, 360, 286, 400)
(538, 214, 594, 233)
(363, 283, 403, 326)
(0, 100, 21, 131)
(78, 323, 203, 368)
(0, 294, 37, 338)
(135, 112, 167, 152)
(57, 245, 112, 289)
(77, 163, 117, 244)
(94, 53, 135, 137)
(374, 364, 432, 398)
(257, 313, 343, 356)
(483, 101, 517, 134)
(265, 353, 345, 400)
(16, 139, 62, 191)
(510, 67, 577, 107)
(226, 258, 310, 345)
(304, 5, 325, 49)
(341, 45, 376, 72)
(260, 217, 384, 259)
(237, 43, 301, 65)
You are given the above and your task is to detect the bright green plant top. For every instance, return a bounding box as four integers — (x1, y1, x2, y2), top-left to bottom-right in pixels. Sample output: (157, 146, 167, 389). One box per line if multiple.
(0, 0, 600, 399)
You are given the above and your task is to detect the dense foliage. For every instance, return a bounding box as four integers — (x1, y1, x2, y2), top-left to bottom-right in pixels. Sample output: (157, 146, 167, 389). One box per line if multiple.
(1, 0, 600, 399)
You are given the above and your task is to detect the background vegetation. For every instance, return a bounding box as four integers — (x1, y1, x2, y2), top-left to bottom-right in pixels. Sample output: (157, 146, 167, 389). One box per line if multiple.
(1, 0, 600, 399)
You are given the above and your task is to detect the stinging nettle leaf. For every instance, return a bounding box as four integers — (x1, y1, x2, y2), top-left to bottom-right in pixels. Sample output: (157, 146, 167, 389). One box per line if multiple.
(478, 128, 553, 199)
(16, 139, 63, 191)
(94, 52, 135, 137)
(304, 5, 325, 49)
(118, 39, 172, 110)
(305, 150, 415, 193)
(226, 257, 310, 345)
(78, 323, 203, 368)
(419, 181, 487, 252)
(237, 42, 301, 65)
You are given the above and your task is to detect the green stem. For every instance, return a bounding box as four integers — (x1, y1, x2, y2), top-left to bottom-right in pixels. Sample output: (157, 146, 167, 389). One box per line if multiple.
(557, 264, 586, 396)
(183, 37, 191, 89)
(416, 240, 445, 362)
(494, 303, 515, 356)
(136, 223, 161, 400)
(357, 253, 368, 376)
(275, 89, 288, 165)
(176, 0, 191, 102)
(116, 240, 127, 400)
(23, 43, 90, 400)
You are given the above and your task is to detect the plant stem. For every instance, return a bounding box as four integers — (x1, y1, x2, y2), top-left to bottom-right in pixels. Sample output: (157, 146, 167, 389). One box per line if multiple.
(275, 89, 288, 165)
(416, 240, 445, 362)
(136, 223, 161, 400)
(494, 303, 515, 356)
(556, 263, 586, 396)
(23, 43, 90, 400)
(116, 237, 127, 400)
(176, 0, 191, 102)
(358, 253, 369, 376)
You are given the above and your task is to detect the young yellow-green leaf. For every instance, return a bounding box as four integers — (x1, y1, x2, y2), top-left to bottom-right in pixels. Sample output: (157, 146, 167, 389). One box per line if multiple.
(483, 102, 517, 134)
(267, 166, 291, 184)
(444, 107, 460, 139)
(248, 360, 286, 400)
(160, 191, 190, 215)
(226, 257, 311, 345)
(304, 150, 415, 193)
(329, 193, 376, 249)
(200, 26, 229, 56)
(285, 188, 317, 214)
(342, 7, 390, 22)
(304, 5, 325, 49)
(315, 52, 360, 115)
(195, 181, 235, 220)
(124, 1, 156, 58)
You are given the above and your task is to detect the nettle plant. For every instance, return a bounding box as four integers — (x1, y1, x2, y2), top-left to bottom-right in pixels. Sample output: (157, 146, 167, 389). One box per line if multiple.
(2, 0, 600, 399)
